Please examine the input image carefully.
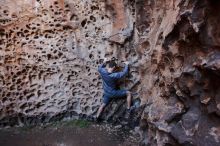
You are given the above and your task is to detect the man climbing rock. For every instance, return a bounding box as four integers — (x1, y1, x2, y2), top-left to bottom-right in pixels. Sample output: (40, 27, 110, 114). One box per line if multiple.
(96, 58, 132, 120)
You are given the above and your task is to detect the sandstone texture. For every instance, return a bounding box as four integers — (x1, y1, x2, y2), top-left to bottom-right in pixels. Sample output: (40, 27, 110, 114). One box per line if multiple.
(0, 0, 220, 146)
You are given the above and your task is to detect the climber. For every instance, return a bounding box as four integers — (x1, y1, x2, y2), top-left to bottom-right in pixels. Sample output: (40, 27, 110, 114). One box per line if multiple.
(96, 57, 132, 120)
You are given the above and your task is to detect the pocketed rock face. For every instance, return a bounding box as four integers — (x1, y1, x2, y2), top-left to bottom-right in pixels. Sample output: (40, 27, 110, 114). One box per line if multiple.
(0, 0, 113, 126)
(0, 0, 220, 146)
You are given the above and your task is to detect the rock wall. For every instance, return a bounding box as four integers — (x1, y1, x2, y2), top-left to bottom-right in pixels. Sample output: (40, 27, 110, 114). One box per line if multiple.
(0, 0, 113, 125)
(135, 1, 220, 146)
(0, 0, 220, 146)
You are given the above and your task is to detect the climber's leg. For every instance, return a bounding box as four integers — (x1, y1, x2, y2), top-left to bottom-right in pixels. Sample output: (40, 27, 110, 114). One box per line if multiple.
(112, 89, 131, 109)
(96, 103, 106, 118)
(96, 95, 109, 118)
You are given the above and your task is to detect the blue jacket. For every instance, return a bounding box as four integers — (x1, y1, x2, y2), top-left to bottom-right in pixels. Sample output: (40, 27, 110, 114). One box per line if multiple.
(98, 63, 128, 95)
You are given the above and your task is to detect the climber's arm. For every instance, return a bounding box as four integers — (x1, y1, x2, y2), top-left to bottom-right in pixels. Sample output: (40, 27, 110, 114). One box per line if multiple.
(109, 64, 129, 79)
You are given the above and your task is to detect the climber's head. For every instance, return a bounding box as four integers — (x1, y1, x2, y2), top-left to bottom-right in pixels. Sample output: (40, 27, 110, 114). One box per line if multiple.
(106, 60, 117, 73)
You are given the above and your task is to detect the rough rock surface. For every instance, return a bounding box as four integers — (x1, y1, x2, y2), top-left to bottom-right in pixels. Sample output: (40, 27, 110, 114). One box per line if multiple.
(0, 0, 220, 146)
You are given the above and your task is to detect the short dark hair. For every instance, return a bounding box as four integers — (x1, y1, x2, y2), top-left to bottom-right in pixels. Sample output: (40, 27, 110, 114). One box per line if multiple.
(108, 60, 117, 68)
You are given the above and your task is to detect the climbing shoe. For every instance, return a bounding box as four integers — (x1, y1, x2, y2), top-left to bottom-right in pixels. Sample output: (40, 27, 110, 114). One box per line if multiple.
(94, 116, 102, 123)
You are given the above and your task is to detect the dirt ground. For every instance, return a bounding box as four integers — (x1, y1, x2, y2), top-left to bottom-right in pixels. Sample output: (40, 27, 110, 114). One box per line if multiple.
(0, 120, 139, 146)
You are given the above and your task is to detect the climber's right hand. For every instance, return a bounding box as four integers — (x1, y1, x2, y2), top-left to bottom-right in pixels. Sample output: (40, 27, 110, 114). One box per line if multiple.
(103, 58, 109, 63)
(124, 61, 130, 65)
